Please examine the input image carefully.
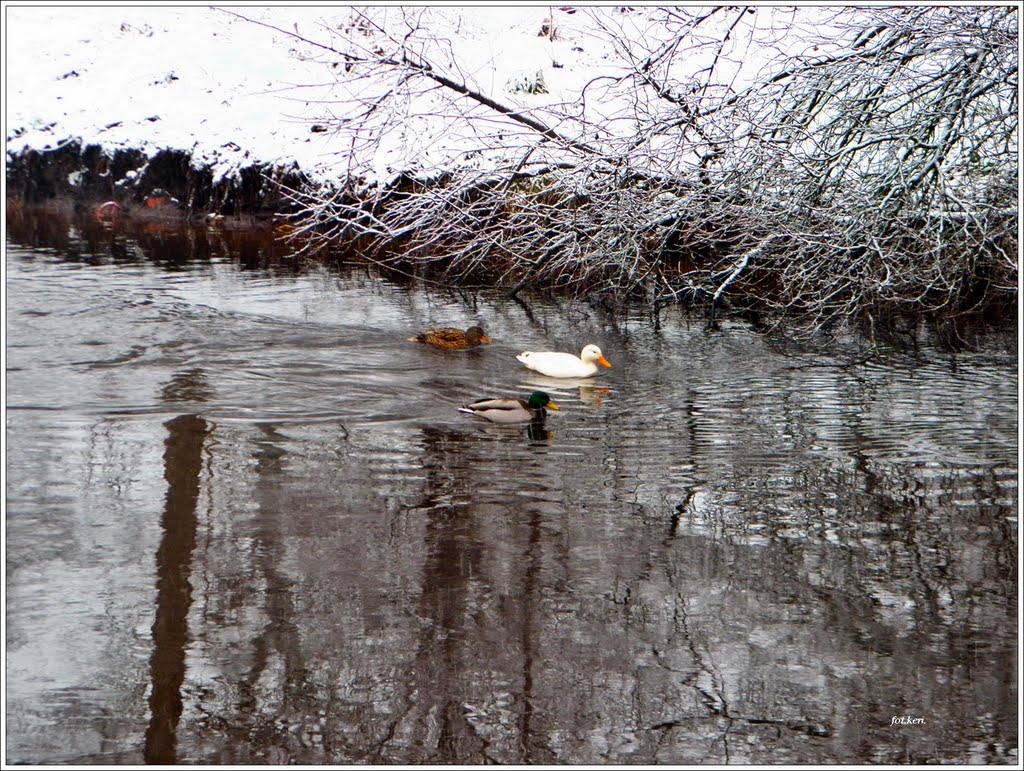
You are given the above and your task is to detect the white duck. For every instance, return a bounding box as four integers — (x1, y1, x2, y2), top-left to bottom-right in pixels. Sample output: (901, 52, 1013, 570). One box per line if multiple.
(516, 344, 612, 378)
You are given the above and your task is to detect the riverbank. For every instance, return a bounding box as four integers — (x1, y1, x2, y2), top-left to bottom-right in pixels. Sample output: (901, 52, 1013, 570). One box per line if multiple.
(4, 5, 602, 218)
(6, 141, 304, 227)
(4, 6, 338, 222)
(4, 5, 587, 223)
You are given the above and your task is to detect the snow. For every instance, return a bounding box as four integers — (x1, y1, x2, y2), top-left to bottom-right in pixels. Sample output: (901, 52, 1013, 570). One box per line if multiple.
(5, 4, 623, 186)
(5, 5, 346, 183)
(4, 4, 828, 189)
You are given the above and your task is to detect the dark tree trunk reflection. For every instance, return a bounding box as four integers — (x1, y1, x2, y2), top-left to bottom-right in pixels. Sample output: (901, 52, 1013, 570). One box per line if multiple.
(144, 414, 210, 764)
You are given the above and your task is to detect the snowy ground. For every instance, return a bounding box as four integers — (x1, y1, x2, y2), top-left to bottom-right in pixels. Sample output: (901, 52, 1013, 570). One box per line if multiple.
(4, 5, 620, 187)
(6, 5, 373, 186)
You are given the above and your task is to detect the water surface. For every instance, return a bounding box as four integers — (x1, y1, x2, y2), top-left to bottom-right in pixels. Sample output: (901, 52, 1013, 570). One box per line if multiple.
(4, 209, 1018, 764)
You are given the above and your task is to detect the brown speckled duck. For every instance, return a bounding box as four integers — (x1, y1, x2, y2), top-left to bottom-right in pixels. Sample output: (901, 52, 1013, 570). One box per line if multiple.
(408, 326, 493, 350)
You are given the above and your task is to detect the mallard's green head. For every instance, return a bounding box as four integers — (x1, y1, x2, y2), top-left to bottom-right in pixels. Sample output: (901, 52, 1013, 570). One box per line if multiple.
(527, 391, 559, 410)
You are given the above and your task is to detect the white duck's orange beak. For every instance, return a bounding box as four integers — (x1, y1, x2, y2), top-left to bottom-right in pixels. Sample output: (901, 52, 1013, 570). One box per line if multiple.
(597, 355, 612, 368)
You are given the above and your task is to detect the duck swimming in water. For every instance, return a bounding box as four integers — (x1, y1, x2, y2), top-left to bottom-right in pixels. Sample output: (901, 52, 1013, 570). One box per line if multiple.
(458, 391, 559, 423)
(408, 326, 493, 350)
(516, 344, 611, 378)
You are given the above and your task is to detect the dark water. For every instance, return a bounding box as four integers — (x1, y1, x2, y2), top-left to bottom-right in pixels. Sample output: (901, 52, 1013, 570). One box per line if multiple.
(5, 209, 1018, 765)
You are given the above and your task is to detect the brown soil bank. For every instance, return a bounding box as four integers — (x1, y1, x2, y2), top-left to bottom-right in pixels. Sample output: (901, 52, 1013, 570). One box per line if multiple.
(6, 141, 307, 224)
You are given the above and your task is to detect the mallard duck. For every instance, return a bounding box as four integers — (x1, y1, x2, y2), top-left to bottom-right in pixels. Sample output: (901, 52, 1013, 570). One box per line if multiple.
(408, 326, 493, 349)
(458, 391, 559, 423)
(516, 344, 611, 378)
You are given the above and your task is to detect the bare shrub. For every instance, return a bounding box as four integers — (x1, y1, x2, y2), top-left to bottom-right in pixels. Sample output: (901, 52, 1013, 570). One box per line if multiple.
(228, 6, 1017, 339)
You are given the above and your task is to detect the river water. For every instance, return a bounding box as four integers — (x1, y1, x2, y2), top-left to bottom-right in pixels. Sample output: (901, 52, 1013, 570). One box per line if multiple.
(4, 208, 1018, 765)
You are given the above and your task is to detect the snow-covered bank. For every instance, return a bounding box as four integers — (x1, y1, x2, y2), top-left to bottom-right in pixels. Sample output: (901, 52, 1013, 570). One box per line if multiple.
(4, 4, 632, 209)
(5, 6, 346, 186)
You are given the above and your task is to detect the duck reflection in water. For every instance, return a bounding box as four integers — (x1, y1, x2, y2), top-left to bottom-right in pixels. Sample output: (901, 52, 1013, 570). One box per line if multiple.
(470, 415, 555, 442)
(520, 374, 613, 408)
(526, 422, 553, 441)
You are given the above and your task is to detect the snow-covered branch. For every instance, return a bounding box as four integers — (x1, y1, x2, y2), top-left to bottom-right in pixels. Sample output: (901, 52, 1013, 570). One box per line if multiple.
(243, 5, 1016, 338)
